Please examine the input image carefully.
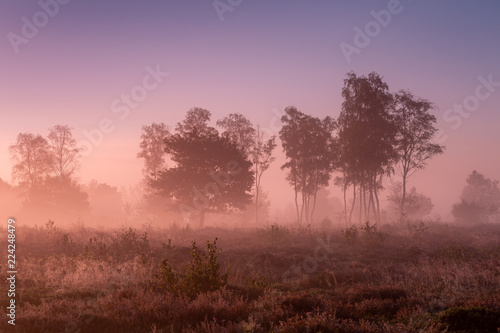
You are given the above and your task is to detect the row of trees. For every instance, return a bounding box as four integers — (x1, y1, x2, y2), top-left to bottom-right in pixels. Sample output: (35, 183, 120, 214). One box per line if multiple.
(137, 109, 276, 227)
(136, 72, 444, 227)
(7, 71, 447, 227)
(277, 72, 444, 224)
(6, 126, 130, 224)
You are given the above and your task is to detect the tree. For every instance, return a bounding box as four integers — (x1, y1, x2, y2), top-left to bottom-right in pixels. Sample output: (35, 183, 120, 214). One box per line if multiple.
(153, 109, 254, 227)
(387, 182, 433, 220)
(217, 114, 277, 224)
(250, 127, 276, 224)
(137, 122, 170, 183)
(461, 170, 500, 211)
(453, 170, 500, 224)
(393, 91, 444, 219)
(21, 176, 90, 223)
(337, 72, 396, 224)
(9, 133, 51, 190)
(216, 113, 256, 155)
(280, 106, 336, 224)
(86, 180, 124, 225)
(47, 125, 82, 179)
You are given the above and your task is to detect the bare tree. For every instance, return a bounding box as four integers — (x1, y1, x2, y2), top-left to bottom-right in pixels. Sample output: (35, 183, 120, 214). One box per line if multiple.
(393, 90, 444, 218)
(9, 133, 51, 190)
(47, 125, 82, 179)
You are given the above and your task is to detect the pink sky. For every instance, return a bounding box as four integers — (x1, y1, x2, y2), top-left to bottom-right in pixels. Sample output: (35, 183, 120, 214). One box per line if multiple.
(1, 0, 499, 220)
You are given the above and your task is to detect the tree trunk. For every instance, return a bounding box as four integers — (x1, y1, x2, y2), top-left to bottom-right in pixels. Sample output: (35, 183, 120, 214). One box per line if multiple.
(343, 179, 348, 225)
(400, 171, 407, 223)
(255, 185, 260, 225)
(374, 175, 381, 223)
(359, 182, 363, 224)
(349, 183, 356, 224)
(199, 209, 206, 228)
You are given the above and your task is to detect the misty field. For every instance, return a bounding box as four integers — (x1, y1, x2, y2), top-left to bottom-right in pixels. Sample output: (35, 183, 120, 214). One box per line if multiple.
(1, 220, 499, 333)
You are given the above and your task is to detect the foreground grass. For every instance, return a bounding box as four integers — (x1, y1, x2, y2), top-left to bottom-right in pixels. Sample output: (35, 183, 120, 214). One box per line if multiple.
(0, 221, 499, 332)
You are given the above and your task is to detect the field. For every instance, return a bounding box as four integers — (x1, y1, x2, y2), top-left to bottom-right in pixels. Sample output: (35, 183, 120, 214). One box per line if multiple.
(1, 220, 499, 332)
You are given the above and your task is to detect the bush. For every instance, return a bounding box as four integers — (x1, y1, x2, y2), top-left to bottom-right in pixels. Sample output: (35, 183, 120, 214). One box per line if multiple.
(152, 238, 229, 299)
(438, 306, 500, 332)
(111, 227, 150, 261)
(341, 225, 358, 245)
(452, 200, 488, 225)
(359, 221, 388, 245)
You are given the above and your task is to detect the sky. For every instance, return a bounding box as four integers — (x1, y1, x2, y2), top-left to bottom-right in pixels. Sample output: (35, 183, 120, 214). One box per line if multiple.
(1, 0, 499, 220)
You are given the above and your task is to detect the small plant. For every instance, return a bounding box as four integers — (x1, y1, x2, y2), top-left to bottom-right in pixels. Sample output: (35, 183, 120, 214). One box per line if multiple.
(407, 220, 429, 240)
(152, 238, 228, 299)
(439, 241, 473, 261)
(111, 227, 150, 261)
(84, 235, 108, 260)
(359, 221, 388, 245)
(341, 225, 359, 245)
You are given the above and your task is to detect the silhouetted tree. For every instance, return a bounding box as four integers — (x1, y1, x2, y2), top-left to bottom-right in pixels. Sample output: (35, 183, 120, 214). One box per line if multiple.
(153, 109, 254, 227)
(217, 114, 277, 224)
(387, 182, 433, 220)
(250, 127, 276, 224)
(137, 122, 170, 183)
(393, 91, 444, 219)
(337, 72, 396, 224)
(86, 180, 124, 224)
(217, 113, 256, 156)
(453, 170, 500, 224)
(9, 133, 51, 191)
(47, 125, 82, 179)
(280, 106, 336, 224)
(21, 176, 90, 222)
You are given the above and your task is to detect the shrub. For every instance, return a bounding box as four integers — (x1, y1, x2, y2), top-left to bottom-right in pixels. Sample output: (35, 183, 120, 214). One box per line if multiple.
(111, 227, 150, 261)
(152, 238, 228, 299)
(451, 200, 488, 225)
(359, 221, 388, 244)
(341, 225, 358, 245)
(437, 306, 500, 332)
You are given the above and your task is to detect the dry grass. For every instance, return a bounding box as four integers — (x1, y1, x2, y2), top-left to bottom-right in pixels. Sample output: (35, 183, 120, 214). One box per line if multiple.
(0, 221, 499, 332)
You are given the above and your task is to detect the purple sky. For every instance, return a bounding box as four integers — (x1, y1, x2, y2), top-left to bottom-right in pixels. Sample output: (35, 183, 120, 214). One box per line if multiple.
(1, 0, 499, 219)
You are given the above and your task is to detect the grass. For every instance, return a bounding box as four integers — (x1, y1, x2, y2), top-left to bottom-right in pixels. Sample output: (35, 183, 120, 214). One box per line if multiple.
(0, 220, 499, 332)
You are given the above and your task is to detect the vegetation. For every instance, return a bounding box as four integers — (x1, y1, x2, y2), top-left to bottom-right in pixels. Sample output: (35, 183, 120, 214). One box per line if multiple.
(1, 220, 499, 332)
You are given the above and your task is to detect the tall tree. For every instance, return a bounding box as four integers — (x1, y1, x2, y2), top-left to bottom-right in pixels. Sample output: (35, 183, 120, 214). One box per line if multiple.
(393, 90, 444, 218)
(217, 114, 277, 224)
(153, 109, 254, 227)
(9, 133, 51, 190)
(216, 113, 256, 155)
(47, 125, 82, 179)
(137, 122, 170, 183)
(250, 127, 276, 224)
(337, 72, 397, 224)
(280, 106, 336, 224)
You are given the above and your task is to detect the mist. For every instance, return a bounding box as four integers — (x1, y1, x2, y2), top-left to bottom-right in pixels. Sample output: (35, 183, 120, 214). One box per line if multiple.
(1, 1, 500, 331)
